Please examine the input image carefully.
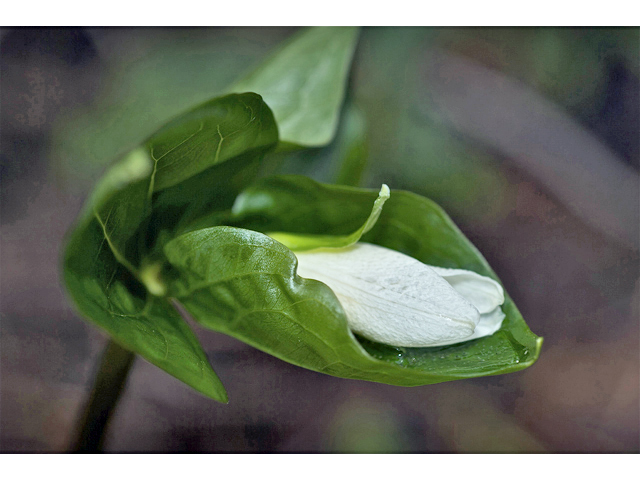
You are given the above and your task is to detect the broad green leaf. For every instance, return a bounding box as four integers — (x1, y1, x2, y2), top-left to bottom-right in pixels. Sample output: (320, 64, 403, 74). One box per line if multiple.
(142, 93, 278, 255)
(163, 176, 542, 386)
(146, 150, 262, 255)
(229, 27, 360, 147)
(63, 151, 228, 401)
(146, 93, 278, 192)
(63, 93, 279, 401)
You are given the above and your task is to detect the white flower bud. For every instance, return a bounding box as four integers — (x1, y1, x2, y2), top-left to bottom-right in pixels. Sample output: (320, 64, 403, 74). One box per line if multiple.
(295, 242, 505, 347)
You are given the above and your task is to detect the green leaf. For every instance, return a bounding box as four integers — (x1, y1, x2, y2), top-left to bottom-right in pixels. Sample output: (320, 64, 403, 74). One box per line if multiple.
(143, 93, 279, 254)
(163, 176, 542, 387)
(63, 93, 279, 401)
(63, 152, 228, 401)
(229, 27, 360, 147)
(146, 93, 278, 192)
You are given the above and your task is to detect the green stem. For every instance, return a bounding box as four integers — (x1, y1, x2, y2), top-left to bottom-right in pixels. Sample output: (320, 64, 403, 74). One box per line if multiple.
(73, 339, 135, 452)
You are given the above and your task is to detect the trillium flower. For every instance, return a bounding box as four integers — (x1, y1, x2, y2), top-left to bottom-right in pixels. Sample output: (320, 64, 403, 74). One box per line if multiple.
(267, 183, 506, 348)
(295, 242, 505, 347)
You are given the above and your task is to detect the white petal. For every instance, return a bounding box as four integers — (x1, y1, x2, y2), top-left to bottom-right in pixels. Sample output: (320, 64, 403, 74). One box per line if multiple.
(295, 242, 481, 347)
(417, 308, 505, 347)
(430, 266, 504, 314)
(471, 306, 506, 339)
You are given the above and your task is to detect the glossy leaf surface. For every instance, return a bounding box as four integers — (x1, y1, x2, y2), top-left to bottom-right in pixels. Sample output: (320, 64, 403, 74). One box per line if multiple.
(230, 27, 360, 147)
(146, 93, 278, 192)
(63, 93, 279, 401)
(163, 176, 542, 386)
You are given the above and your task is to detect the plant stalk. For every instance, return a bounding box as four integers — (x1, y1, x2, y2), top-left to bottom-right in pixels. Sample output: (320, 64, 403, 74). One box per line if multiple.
(73, 338, 135, 452)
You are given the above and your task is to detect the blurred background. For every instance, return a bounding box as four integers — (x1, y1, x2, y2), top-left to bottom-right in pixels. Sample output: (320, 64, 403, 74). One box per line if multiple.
(1, 27, 638, 452)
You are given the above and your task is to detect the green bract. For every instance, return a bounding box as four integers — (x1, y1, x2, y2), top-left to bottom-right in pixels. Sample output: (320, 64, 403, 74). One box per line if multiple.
(63, 28, 541, 403)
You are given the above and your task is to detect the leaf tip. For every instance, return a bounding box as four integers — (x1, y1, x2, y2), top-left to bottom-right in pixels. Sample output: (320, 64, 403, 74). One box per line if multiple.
(203, 379, 229, 404)
(217, 391, 230, 405)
